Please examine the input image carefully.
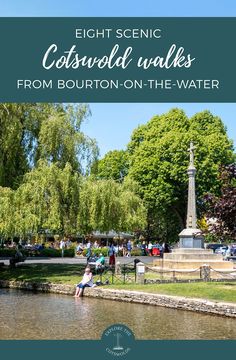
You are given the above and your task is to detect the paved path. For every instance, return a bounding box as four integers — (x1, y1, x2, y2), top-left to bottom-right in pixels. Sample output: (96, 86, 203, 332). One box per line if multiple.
(1, 256, 155, 266)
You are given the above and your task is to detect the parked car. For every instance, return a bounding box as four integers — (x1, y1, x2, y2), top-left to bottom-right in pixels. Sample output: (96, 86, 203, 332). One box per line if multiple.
(223, 246, 236, 261)
(231, 247, 236, 256)
(206, 243, 227, 253)
(215, 246, 228, 255)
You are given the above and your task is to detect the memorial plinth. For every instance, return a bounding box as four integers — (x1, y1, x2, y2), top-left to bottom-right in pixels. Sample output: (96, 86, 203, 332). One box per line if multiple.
(153, 248, 234, 270)
(178, 228, 204, 249)
(153, 142, 234, 272)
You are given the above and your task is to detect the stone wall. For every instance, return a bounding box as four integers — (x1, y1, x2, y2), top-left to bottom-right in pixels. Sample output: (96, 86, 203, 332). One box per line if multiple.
(0, 280, 75, 295)
(0, 280, 236, 318)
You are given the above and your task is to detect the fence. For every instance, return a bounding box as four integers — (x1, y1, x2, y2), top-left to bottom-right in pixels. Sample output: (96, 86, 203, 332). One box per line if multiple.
(94, 262, 136, 285)
(92, 260, 236, 285)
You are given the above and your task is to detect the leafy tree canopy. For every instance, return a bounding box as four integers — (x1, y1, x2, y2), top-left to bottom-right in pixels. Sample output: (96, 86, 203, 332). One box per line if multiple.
(127, 108, 235, 240)
(14, 161, 81, 236)
(0, 163, 146, 239)
(92, 149, 129, 181)
(203, 164, 236, 240)
(0, 103, 98, 188)
(78, 177, 147, 235)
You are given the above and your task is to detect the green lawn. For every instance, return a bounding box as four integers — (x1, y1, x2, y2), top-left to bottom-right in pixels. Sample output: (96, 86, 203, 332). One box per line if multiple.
(0, 264, 84, 285)
(108, 282, 236, 303)
(1, 264, 236, 303)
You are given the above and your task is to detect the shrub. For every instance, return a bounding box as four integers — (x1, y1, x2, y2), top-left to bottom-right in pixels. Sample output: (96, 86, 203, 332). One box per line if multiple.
(131, 248, 142, 257)
(0, 248, 16, 257)
(82, 248, 87, 257)
(93, 247, 108, 257)
(64, 248, 75, 257)
(82, 247, 108, 257)
(0, 247, 75, 258)
(40, 248, 75, 257)
(40, 248, 61, 257)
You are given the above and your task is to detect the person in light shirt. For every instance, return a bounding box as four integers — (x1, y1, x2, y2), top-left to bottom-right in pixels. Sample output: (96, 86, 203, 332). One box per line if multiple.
(74, 267, 94, 297)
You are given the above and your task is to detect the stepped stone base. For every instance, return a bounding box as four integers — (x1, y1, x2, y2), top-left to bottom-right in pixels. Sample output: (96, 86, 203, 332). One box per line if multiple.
(153, 248, 234, 270)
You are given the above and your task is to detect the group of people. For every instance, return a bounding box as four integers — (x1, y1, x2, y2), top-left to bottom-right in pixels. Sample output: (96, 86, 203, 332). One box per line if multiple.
(89, 240, 132, 267)
(59, 238, 72, 250)
(76, 239, 133, 257)
(141, 241, 171, 256)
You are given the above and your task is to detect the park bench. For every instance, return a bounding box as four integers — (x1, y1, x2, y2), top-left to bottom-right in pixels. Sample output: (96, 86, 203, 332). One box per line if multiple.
(0, 250, 26, 267)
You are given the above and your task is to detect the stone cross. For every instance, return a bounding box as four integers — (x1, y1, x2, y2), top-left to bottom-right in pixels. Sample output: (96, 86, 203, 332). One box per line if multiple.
(188, 141, 196, 166)
(179, 141, 204, 248)
(186, 141, 197, 228)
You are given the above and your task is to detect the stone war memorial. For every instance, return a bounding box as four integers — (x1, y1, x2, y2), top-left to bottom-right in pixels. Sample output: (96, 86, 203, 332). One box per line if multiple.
(153, 141, 234, 272)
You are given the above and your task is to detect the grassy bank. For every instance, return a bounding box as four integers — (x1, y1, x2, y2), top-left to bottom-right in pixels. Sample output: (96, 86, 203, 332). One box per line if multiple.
(0, 264, 83, 285)
(108, 283, 236, 303)
(1, 264, 236, 303)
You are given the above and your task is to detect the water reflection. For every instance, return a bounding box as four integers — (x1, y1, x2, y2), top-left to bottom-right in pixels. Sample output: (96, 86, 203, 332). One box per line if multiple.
(0, 288, 235, 339)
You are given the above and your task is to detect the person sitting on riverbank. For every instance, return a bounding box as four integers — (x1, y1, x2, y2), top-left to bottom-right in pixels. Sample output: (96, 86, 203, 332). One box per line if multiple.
(74, 267, 94, 297)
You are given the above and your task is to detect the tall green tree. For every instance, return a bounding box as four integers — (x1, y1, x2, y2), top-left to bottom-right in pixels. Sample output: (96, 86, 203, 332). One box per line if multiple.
(0, 187, 15, 240)
(15, 161, 81, 236)
(93, 150, 129, 181)
(37, 104, 98, 174)
(78, 178, 147, 235)
(119, 178, 147, 232)
(0, 103, 98, 188)
(127, 108, 235, 242)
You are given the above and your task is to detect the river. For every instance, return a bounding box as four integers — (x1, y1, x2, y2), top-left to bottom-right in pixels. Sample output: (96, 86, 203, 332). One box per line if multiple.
(0, 288, 235, 339)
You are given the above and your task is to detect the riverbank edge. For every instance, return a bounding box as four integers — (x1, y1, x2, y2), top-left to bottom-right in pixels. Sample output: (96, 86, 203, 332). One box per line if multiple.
(1, 279, 236, 318)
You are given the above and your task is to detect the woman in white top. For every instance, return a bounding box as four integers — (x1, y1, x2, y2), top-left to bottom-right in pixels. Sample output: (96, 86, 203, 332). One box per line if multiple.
(74, 267, 94, 297)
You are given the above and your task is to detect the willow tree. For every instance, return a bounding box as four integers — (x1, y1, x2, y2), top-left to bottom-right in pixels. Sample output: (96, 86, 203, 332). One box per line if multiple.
(15, 161, 81, 237)
(37, 104, 98, 174)
(120, 179, 147, 232)
(0, 103, 98, 189)
(0, 187, 15, 243)
(78, 178, 147, 235)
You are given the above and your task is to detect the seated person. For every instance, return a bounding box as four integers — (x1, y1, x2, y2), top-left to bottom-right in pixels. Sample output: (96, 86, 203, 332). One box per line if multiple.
(95, 253, 105, 269)
(76, 243, 83, 254)
(74, 267, 94, 297)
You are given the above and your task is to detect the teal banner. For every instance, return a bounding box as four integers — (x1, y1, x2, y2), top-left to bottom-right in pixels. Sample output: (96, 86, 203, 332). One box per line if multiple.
(0, 17, 236, 102)
(1, 338, 236, 360)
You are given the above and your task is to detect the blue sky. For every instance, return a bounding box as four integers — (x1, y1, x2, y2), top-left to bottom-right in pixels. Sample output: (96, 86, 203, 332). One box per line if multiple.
(1, 1, 236, 157)
(1, 0, 236, 17)
(85, 103, 236, 157)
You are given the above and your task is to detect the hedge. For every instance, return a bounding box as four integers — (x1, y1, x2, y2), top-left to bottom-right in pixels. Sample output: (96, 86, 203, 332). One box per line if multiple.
(82, 247, 109, 257)
(0, 247, 75, 258)
(38, 248, 75, 257)
(130, 248, 142, 257)
(0, 248, 16, 257)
